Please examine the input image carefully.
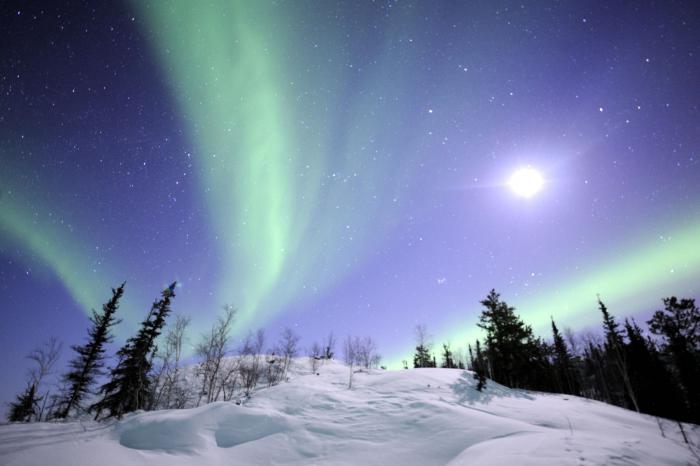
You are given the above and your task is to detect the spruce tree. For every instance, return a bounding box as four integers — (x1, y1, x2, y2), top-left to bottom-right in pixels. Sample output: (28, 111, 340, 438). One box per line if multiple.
(648, 297, 700, 423)
(92, 282, 177, 419)
(528, 337, 556, 392)
(412, 324, 434, 368)
(441, 343, 455, 369)
(624, 318, 682, 419)
(473, 340, 487, 391)
(477, 289, 539, 388)
(597, 297, 639, 412)
(413, 344, 433, 368)
(54, 284, 125, 418)
(599, 297, 624, 351)
(8, 384, 40, 422)
(551, 318, 577, 395)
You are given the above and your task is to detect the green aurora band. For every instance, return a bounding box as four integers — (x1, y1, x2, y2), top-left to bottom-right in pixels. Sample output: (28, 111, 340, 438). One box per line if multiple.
(0, 188, 111, 313)
(136, 1, 421, 331)
(0, 175, 148, 325)
(387, 217, 700, 367)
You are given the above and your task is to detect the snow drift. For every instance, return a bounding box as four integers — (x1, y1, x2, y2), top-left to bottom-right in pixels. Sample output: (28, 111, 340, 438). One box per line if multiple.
(0, 360, 697, 465)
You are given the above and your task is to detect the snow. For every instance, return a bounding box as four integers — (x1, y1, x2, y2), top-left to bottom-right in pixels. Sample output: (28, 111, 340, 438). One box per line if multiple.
(1, 360, 698, 465)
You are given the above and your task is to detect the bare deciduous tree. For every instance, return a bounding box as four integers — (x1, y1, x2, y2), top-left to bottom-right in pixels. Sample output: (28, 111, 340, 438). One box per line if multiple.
(414, 324, 432, 352)
(196, 305, 236, 404)
(277, 327, 300, 378)
(27, 337, 63, 388)
(309, 342, 322, 373)
(356, 336, 381, 369)
(151, 315, 191, 409)
(239, 329, 265, 396)
(265, 355, 284, 388)
(323, 331, 336, 359)
(343, 335, 358, 389)
(218, 357, 240, 402)
(27, 337, 62, 420)
(343, 335, 382, 388)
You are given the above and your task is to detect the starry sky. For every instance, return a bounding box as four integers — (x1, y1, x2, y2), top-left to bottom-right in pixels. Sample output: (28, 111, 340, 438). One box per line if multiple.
(1, 1, 699, 405)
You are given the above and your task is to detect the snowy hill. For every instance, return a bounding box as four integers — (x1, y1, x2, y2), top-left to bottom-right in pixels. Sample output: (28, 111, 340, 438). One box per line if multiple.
(1, 361, 698, 465)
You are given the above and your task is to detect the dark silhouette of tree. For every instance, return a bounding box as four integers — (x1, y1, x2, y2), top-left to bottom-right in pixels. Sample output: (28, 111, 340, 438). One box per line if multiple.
(598, 297, 639, 412)
(413, 345, 434, 368)
(472, 340, 487, 391)
(409, 290, 700, 425)
(648, 297, 700, 423)
(8, 383, 40, 423)
(413, 324, 435, 368)
(92, 282, 177, 419)
(551, 318, 578, 395)
(477, 289, 542, 389)
(54, 284, 125, 418)
(581, 339, 611, 402)
(441, 343, 455, 368)
(623, 318, 682, 420)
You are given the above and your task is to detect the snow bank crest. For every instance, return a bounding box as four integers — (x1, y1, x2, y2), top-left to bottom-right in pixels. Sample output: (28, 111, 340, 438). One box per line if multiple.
(118, 403, 293, 453)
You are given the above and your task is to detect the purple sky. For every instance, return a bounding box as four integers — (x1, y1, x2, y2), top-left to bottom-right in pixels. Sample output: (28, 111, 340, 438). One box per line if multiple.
(1, 1, 699, 409)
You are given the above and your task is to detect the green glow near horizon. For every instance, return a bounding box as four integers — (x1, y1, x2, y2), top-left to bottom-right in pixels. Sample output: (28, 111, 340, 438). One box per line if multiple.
(0, 183, 147, 325)
(387, 217, 700, 367)
(136, 1, 418, 331)
(0, 189, 106, 313)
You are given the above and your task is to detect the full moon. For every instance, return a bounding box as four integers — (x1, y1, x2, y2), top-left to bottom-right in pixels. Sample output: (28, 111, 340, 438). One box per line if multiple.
(509, 167, 544, 198)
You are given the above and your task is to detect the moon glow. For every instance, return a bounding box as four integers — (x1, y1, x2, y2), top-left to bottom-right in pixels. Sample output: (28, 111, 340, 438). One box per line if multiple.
(509, 167, 544, 198)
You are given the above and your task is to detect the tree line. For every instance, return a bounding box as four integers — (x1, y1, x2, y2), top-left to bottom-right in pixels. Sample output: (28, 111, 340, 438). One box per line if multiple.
(412, 289, 699, 427)
(7, 282, 381, 422)
(8, 282, 697, 430)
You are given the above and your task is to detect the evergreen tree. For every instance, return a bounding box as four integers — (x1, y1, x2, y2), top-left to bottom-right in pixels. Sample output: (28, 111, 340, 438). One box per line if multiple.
(473, 340, 487, 391)
(54, 284, 125, 418)
(92, 282, 177, 419)
(527, 337, 556, 392)
(623, 318, 683, 419)
(413, 344, 433, 368)
(441, 343, 455, 368)
(597, 297, 639, 412)
(412, 324, 434, 368)
(599, 297, 624, 350)
(8, 383, 40, 422)
(581, 341, 609, 402)
(648, 297, 700, 422)
(551, 318, 578, 395)
(477, 289, 539, 389)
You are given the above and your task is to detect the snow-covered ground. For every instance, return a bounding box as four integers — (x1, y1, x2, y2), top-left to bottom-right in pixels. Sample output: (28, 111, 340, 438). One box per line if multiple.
(1, 360, 698, 465)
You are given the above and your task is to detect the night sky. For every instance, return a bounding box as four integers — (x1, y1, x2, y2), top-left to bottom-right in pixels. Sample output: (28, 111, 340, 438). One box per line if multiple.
(1, 1, 699, 406)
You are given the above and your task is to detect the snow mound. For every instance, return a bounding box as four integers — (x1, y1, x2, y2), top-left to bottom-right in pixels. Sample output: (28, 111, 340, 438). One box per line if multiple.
(1, 360, 698, 465)
(117, 403, 292, 452)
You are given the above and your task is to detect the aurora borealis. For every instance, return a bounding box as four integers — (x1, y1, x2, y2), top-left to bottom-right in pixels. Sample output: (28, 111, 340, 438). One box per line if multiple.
(1, 1, 699, 402)
(132, 1, 419, 333)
